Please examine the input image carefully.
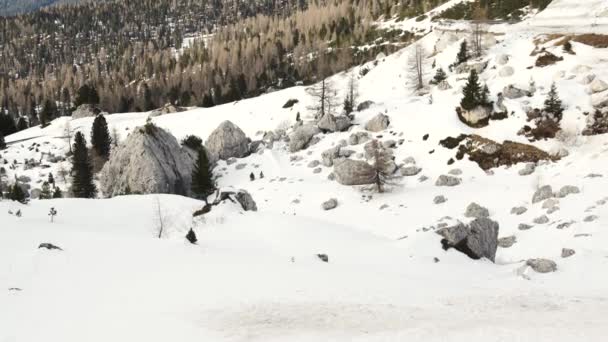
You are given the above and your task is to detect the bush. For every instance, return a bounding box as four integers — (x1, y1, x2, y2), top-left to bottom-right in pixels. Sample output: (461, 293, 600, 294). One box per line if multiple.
(181, 135, 203, 149)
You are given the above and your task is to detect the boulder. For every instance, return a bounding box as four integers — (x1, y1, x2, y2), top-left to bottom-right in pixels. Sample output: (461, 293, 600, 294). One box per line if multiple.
(561, 248, 576, 258)
(557, 185, 580, 198)
(518, 223, 533, 230)
(542, 198, 559, 209)
(532, 185, 554, 203)
(308, 160, 321, 168)
(401, 166, 422, 176)
(322, 198, 338, 210)
(503, 85, 529, 99)
(526, 258, 557, 273)
(511, 206, 527, 215)
(349, 132, 370, 145)
(333, 159, 376, 186)
(496, 54, 509, 65)
(38, 243, 63, 251)
(499, 66, 514, 77)
(206, 121, 250, 161)
(580, 74, 596, 85)
(148, 103, 185, 118)
(518, 163, 536, 176)
(365, 114, 390, 132)
(317, 113, 351, 132)
(235, 190, 257, 211)
(71, 104, 102, 119)
(591, 90, 608, 108)
(455, 60, 488, 74)
(533, 215, 550, 224)
(459, 105, 491, 127)
(357, 100, 374, 112)
(288, 123, 321, 153)
(437, 80, 452, 90)
(434, 195, 447, 204)
(590, 79, 608, 94)
(100, 124, 195, 197)
(435, 175, 461, 187)
(321, 146, 341, 167)
(498, 236, 517, 248)
(437, 218, 499, 262)
(465, 202, 490, 219)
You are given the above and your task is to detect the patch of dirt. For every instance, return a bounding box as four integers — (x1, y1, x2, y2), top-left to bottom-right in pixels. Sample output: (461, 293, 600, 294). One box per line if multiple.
(535, 51, 563, 67)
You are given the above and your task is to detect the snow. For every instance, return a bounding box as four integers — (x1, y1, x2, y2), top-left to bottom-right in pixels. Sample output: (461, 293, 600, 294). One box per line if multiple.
(3, 2, 608, 341)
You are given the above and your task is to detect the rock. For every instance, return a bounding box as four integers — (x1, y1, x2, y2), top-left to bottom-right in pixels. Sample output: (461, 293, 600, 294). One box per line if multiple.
(547, 206, 560, 214)
(357, 100, 374, 111)
(557, 185, 580, 198)
(17, 175, 31, 183)
(499, 66, 514, 77)
(313, 167, 322, 174)
(100, 124, 195, 197)
(459, 106, 491, 127)
(437, 80, 452, 90)
(317, 254, 329, 263)
(533, 215, 550, 224)
(434, 195, 447, 204)
(235, 190, 257, 211)
(542, 198, 559, 209)
(403, 156, 416, 165)
(518, 223, 533, 230)
(518, 163, 536, 176)
(590, 79, 608, 94)
(526, 258, 557, 273)
(206, 121, 250, 161)
(38, 243, 63, 251)
(333, 159, 376, 186)
(282, 99, 299, 108)
(591, 90, 608, 108)
(435, 175, 461, 187)
(532, 185, 554, 203)
(317, 113, 351, 132)
(148, 103, 185, 117)
(30, 188, 41, 199)
(71, 104, 102, 119)
(580, 73, 596, 85)
(496, 54, 509, 65)
(437, 218, 499, 262)
(419, 175, 429, 182)
(511, 206, 527, 215)
(503, 85, 529, 99)
(465, 202, 490, 219)
(584, 215, 598, 222)
(288, 123, 321, 153)
(322, 198, 338, 210)
(556, 221, 575, 229)
(235, 163, 247, 170)
(498, 236, 517, 248)
(339, 149, 355, 158)
(308, 160, 321, 168)
(321, 146, 341, 167)
(448, 168, 462, 176)
(455, 60, 488, 74)
(561, 248, 576, 258)
(382, 140, 396, 148)
(365, 113, 390, 132)
(401, 166, 422, 176)
(349, 132, 370, 145)
(535, 51, 563, 67)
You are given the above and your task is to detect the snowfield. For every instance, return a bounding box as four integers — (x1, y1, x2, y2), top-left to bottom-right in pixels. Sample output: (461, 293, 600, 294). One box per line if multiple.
(2, 1, 608, 341)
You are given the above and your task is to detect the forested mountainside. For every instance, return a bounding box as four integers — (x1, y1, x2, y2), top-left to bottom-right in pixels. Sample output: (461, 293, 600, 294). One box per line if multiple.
(0, 0, 87, 17)
(0, 0, 547, 131)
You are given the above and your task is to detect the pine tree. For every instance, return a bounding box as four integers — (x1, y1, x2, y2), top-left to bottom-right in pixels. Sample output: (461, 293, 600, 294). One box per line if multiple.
(544, 82, 564, 121)
(0, 132, 5, 150)
(343, 73, 358, 114)
(432, 68, 447, 84)
(52, 187, 63, 199)
(460, 70, 482, 111)
(48, 173, 55, 185)
(16, 117, 28, 131)
(0, 112, 17, 136)
(480, 84, 490, 106)
(9, 183, 26, 203)
(456, 40, 469, 65)
(91, 114, 112, 159)
(75, 84, 100, 107)
(71, 132, 97, 198)
(186, 228, 198, 244)
(40, 100, 57, 128)
(40, 181, 52, 199)
(191, 147, 214, 201)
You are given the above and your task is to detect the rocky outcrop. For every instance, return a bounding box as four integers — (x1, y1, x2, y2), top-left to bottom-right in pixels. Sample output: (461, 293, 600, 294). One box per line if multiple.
(365, 114, 390, 132)
(72, 104, 103, 119)
(333, 159, 376, 186)
(289, 123, 321, 153)
(437, 218, 499, 262)
(100, 124, 194, 197)
(317, 113, 351, 133)
(206, 121, 250, 161)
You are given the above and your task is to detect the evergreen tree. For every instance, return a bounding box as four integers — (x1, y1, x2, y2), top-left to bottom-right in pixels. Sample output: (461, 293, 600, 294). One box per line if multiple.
(0, 132, 5, 150)
(0, 113, 17, 136)
(48, 173, 55, 185)
(71, 132, 97, 198)
(75, 84, 100, 107)
(343, 73, 358, 115)
(40, 181, 52, 199)
(432, 68, 447, 84)
(9, 183, 26, 203)
(456, 40, 469, 65)
(480, 84, 490, 106)
(16, 117, 29, 131)
(460, 70, 482, 111)
(191, 147, 214, 201)
(91, 114, 112, 159)
(52, 187, 63, 199)
(544, 82, 564, 121)
(201, 93, 215, 108)
(40, 100, 57, 127)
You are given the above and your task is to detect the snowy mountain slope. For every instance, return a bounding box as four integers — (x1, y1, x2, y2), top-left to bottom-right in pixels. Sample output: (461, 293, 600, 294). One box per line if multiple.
(3, 2, 608, 341)
(526, 0, 608, 32)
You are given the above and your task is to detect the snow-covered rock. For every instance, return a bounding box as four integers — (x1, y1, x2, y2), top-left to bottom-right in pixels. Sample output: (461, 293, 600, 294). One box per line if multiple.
(364, 113, 390, 132)
(322, 198, 338, 210)
(590, 79, 608, 94)
(464, 202, 490, 219)
(499, 66, 514, 77)
(71, 104, 102, 119)
(526, 259, 557, 273)
(317, 113, 351, 133)
(435, 175, 461, 187)
(532, 185, 554, 203)
(288, 123, 321, 153)
(437, 218, 499, 262)
(206, 120, 250, 161)
(333, 159, 375, 186)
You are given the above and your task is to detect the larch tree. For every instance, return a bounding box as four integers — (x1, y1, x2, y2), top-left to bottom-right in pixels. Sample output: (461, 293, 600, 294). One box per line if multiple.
(307, 77, 339, 120)
(408, 44, 426, 92)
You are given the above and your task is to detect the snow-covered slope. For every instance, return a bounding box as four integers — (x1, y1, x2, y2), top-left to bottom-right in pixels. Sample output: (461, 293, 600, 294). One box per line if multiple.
(527, 0, 608, 31)
(2, 2, 608, 341)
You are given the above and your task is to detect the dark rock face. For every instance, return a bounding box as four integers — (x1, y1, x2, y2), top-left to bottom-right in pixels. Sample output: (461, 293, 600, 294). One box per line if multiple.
(437, 218, 499, 262)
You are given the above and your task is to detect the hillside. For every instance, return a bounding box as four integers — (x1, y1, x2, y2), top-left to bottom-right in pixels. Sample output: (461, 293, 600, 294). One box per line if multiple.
(0, 0, 86, 16)
(2, 0, 608, 341)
